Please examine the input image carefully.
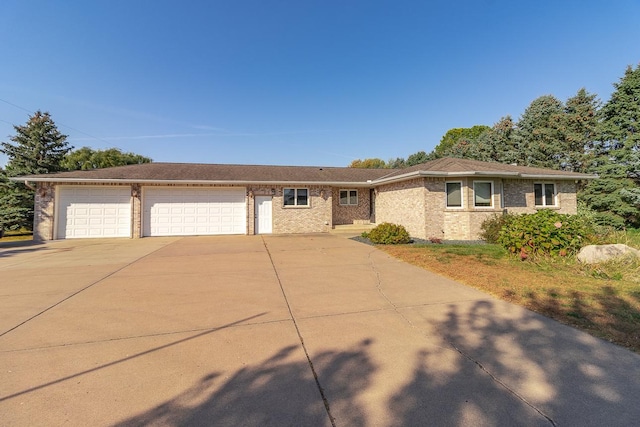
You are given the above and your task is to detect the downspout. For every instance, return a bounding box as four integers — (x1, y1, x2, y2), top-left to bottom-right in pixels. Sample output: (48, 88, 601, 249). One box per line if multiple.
(23, 180, 36, 191)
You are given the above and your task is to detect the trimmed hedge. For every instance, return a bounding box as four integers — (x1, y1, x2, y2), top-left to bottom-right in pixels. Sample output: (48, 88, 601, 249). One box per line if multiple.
(364, 222, 411, 244)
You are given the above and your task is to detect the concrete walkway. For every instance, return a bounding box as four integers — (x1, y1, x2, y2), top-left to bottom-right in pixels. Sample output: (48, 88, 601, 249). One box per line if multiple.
(1, 235, 639, 426)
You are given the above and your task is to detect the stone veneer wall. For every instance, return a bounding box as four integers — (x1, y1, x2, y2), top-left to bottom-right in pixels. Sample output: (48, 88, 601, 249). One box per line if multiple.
(272, 185, 332, 233)
(332, 187, 371, 225)
(375, 178, 428, 239)
(131, 184, 142, 238)
(33, 182, 56, 241)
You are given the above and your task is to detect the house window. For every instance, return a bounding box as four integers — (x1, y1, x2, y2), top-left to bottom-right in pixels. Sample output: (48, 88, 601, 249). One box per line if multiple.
(446, 182, 462, 208)
(339, 189, 358, 206)
(534, 183, 556, 207)
(473, 181, 493, 207)
(283, 188, 309, 206)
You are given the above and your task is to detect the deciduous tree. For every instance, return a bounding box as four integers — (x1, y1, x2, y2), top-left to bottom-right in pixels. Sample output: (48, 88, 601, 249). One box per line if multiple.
(62, 147, 151, 170)
(348, 158, 387, 168)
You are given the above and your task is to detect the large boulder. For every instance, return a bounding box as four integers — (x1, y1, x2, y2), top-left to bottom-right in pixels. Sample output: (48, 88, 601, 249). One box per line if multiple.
(577, 244, 640, 264)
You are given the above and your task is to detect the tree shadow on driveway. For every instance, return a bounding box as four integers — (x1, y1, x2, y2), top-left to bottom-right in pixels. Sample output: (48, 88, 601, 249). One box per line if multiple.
(113, 340, 375, 427)
(399, 300, 640, 427)
(0, 239, 44, 258)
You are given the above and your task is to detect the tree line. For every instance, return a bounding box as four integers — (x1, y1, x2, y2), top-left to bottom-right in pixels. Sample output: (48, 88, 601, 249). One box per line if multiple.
(0, 111, 151, 232)
(350, 64, 640, 228)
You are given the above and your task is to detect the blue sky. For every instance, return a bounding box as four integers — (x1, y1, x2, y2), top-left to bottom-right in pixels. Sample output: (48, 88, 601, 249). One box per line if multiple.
(1, 0, 639, 168)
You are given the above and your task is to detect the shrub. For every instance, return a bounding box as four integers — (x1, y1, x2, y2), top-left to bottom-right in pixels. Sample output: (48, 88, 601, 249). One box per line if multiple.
(497, 209, 594, 258)
(479, 213, 515, 243)
(367, 222, 411, 244)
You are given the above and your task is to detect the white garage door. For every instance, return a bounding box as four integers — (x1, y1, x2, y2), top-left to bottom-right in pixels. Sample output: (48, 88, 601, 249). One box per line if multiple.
(143, 187, 246, 236)
(57, 186, 132, 239)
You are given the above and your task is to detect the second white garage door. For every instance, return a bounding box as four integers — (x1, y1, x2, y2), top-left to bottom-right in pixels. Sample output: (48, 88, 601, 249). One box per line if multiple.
(143, 187, 247, 236)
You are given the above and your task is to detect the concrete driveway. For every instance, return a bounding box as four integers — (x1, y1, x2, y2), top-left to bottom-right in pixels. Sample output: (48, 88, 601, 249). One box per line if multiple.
(1, 235, 639, 426)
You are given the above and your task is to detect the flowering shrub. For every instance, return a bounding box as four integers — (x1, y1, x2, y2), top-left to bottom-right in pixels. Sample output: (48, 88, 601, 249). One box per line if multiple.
(497, 209, 594, 258)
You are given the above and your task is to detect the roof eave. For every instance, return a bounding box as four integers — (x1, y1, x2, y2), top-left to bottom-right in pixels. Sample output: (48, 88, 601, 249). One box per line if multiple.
(372, 170, 596, 184)
(12, 177, 377, 187)
(519, 173, 598, 180)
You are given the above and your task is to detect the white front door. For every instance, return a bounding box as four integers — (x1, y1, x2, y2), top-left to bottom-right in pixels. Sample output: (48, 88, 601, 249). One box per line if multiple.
(255, 196, 272, 234)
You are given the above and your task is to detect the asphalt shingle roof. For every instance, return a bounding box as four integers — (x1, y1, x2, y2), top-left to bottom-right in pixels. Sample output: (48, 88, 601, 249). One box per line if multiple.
(17, 158, 595, 185)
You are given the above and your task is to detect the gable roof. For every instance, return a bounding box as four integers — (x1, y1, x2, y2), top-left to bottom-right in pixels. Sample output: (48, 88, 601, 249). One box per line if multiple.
(14, 157, 596, 186)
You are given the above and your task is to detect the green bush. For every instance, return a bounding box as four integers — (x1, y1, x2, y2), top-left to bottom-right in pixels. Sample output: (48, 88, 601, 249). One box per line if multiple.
(366, 222, 411, 244)
(479, 213, 515, 243)
(497, 209, 594, 258)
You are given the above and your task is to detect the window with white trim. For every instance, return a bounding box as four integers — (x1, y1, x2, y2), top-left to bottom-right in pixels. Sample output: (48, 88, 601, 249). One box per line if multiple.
(283, 188, 309, 206)
(534, 183, 556, 207)
(446, 182, 462, 208)
(339, 189, 358, 206)
(473, 181, 493, 207)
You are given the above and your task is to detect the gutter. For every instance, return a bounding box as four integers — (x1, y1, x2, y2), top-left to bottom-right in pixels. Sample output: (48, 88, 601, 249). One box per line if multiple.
(371, 170, 597, 185)
(9, 177, 378, 188)
(10, 171, 598, 187)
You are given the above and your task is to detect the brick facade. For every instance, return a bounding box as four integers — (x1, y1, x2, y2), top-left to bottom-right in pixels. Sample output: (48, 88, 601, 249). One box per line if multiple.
(375, 178, 428, 239)
(503, 179, 577, 215)
(31, 176, 580, 241)
(331, 188, 371, 225)
(272, 185, 332, 233)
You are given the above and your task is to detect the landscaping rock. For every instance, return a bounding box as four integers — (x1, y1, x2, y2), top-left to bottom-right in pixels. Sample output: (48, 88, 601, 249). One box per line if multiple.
(577, 244, 640, 264)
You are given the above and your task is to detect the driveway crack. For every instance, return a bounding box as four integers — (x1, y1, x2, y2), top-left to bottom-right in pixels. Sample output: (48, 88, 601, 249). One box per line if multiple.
(261, 236, 336, 427)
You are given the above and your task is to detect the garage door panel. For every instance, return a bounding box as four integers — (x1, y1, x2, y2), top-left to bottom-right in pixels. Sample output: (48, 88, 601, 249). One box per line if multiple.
(143, 187, 246, 236)
(57, 186, 132, 239)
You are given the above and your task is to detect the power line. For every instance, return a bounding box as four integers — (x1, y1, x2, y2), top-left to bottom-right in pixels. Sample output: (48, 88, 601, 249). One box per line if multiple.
(0, 97, 113, 146)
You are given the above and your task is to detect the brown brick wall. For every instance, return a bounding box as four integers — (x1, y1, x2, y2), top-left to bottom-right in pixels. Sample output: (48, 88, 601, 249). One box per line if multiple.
(504, 179, 578, 215)
(272, 185, 332, 233)
(441, 178, 505, 240)
(375, 178, 427, 239)
(30, 178, 580, 241)
(424, 178, 446, 239)
(332, 188, 371, 225)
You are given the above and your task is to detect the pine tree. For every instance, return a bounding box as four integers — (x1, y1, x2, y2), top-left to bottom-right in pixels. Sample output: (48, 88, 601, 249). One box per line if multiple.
(1, 111, 71, 176)
(560, 88, 599, 173)
(0, 111, 71, 231)
(514, 95, 565, 169)
(581, 64, 640, 227)
(471, 116, 517, 164)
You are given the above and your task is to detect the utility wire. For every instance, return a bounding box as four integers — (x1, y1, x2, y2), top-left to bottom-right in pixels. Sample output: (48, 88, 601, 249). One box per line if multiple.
(0, 97, 113, 146)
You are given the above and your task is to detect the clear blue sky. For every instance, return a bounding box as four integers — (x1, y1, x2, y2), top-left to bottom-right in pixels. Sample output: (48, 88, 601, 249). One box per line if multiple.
(1, 0, 639, 168)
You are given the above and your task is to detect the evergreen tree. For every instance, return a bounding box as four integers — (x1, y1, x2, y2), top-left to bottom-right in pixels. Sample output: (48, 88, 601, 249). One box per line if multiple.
(0, 111, 71, 231)
(386, 157, 406, 169)
(560, 88, 599, 173)
(514, 95, 565, 168)
(581, 64, 640, 227)
(405, 150, 433, 166)
(433, 125, 490, 158)
(471, 116, 517, 163)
